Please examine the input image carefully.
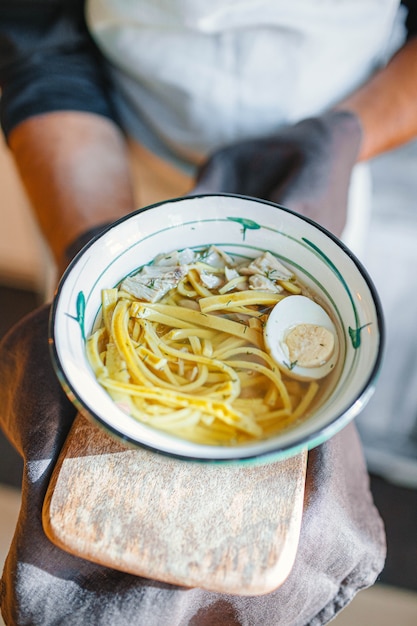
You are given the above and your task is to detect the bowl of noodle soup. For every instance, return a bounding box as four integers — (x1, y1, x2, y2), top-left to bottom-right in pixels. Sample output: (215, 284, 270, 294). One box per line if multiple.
(50, 194, 384, 463)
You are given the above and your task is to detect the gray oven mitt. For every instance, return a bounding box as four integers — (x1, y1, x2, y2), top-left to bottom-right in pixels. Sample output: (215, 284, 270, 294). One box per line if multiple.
(0, 304, 385, 625)
(193, 110, 362, 239)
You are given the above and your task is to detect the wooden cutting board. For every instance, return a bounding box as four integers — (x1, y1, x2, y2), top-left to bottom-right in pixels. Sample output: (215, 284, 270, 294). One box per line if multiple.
(43, 412, 307, 596)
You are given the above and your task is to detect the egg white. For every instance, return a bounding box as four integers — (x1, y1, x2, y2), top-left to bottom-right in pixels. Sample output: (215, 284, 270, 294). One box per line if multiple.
(264, 295, 339, 381)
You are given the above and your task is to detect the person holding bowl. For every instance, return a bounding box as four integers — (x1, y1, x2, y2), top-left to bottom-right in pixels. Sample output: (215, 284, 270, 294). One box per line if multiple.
(1, 1, 417, 624)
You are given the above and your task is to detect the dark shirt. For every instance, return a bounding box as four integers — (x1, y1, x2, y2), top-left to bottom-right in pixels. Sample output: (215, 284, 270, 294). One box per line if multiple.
(1, 1, 416, 141)
(0, 0, 117, 137)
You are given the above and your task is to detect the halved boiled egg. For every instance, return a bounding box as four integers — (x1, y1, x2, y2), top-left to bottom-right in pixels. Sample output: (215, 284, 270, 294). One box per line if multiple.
(264, 295, 339, 381)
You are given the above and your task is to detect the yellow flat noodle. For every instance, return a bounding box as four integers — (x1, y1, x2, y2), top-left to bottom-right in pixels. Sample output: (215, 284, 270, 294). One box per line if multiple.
(177, 278, 197, 298)
(131, 307, 199, 331)
(86, 328, 108, 379)
(135, 344, 167, 370)
(111, 300, 155, 386)
(278, 279, 302, 294)
(99, 377, 262, 437)
(235, 372, 265, 388)
(238, 374, 275, 397)
(157, 341, 241, 400)
(135, 303, 263, 348)
(202, 338, 213, 358)
(104, 343, 136, 414)
(218, 275, 248, 294)
(115, 290, 135, 301)
(191, 381, 238, 399)
(290, 381, 319, 420)
(138, 319, 183, 386)
(189, 335, 202, 355)
(215, 344, 280, 371)
(187, 268, 214, 298)
(219, 305, 265, 317)
(112, 301, 210, 389)
(232, 397, 269, 415)
(156, 408, 198, 420)
(129, 405, 198, 428)
(248, 317, 264, 330)
(130, 319, 142, 342)
(150, 409, 201, 428)
(131, 398, 173, 415)
(213, 336, 249, 358)
(214, 345, 291, 408)
(199, 290, 284, 313)
(105, 342, 129, 382)
(136, 329, 214, 393)
(205, 372, 230, 383)
(101, 288, 119, 335)
(264, 383, 281, 407)
(164, 292, 185, 306)
(112, 302, 192, 391)
(138, 319, 166, 356)
(224, 359, 292, 411)
(256, 408, 292, 423)
(163, 328, 217, 341)
(174, 364, 210, 393)
(258, 412, 297, 435)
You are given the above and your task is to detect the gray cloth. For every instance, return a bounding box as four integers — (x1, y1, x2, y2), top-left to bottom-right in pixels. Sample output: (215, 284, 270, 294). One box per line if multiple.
(357, 215, 417, 488)
(0, 305, 386, 626)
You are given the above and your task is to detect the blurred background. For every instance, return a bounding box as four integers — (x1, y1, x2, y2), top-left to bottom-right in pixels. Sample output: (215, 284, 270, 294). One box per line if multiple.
(0, 132, 416, 624)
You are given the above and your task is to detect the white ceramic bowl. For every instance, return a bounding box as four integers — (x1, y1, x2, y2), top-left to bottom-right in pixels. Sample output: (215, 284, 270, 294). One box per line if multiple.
(50, 194, 384, 464)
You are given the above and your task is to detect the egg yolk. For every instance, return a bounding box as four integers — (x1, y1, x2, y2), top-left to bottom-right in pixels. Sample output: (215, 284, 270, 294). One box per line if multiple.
(284, 323, 335, 368)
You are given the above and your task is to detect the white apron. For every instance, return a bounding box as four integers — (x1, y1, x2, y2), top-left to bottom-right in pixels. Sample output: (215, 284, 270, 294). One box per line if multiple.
(86, 0, 406, 169)
(86, 0, 406, 256)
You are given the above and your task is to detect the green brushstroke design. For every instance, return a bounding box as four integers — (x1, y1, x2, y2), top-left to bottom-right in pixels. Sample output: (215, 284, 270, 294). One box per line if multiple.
(227, 217, 261, 240)
(302, 238, 369, 349)
(348, 323, 372, 349)
(66, 290, 86, 341)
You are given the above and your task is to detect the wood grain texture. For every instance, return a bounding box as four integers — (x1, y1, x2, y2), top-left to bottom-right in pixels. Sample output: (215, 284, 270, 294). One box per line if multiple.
(43, 413, 307, 595)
